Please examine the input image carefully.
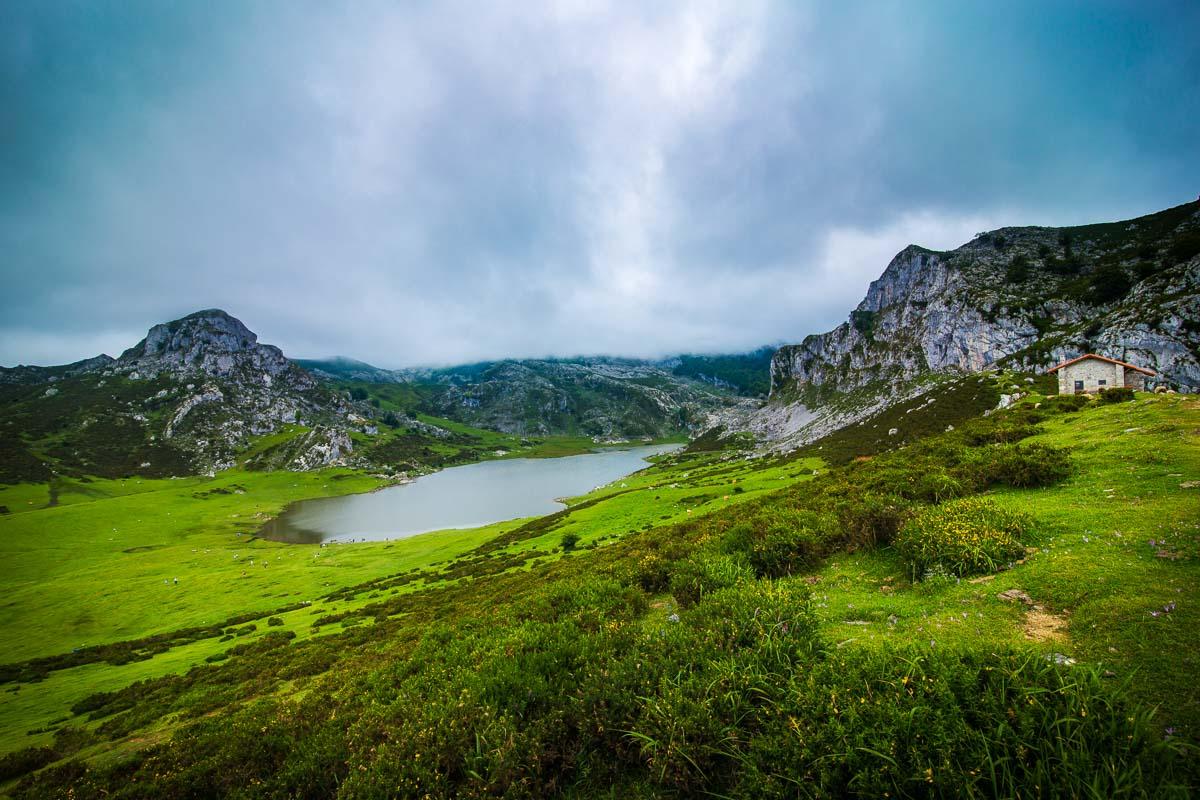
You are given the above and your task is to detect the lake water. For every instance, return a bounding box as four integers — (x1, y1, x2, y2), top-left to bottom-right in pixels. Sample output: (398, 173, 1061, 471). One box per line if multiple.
(258, 443, 678, 544)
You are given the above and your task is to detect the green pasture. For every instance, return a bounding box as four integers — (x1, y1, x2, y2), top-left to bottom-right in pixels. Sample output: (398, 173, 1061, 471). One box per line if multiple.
(0, 435, 797, 756)
(1, 390, 1198, 795)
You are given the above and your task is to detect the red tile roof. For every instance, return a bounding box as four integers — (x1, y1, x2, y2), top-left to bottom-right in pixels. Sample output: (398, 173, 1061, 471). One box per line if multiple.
(1046, 353, 1156, 376)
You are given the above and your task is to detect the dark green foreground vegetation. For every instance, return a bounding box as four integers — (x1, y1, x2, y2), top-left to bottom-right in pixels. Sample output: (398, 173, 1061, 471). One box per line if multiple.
(2, 386, 1199, 797)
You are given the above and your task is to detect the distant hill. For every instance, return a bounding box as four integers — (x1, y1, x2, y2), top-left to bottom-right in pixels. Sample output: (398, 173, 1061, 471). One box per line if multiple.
(294, 351, 775, 439)
(293, 356, 405, 384)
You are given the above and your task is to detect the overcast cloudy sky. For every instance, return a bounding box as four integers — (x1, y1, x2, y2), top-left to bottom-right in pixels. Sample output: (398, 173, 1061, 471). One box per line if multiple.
(2, 2, 1197, 367)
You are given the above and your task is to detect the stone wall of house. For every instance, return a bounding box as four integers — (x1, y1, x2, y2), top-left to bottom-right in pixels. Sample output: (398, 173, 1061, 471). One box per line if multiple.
(1123, 370, 1148, 390)
(1056, 359, 1124, 394)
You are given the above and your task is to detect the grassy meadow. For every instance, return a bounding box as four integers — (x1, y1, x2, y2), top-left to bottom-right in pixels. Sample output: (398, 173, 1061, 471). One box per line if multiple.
(1, 380, 1198, 797)
(0, 433, 803, 763)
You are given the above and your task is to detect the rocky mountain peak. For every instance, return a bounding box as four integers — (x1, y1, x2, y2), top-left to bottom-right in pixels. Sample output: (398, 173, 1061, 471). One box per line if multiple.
(141, 309, 257, 358)
(116, 309, 311, 387)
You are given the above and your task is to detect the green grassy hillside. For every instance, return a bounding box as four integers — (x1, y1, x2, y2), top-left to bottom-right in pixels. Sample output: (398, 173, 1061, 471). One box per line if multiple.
(1, 386, 1198, 797)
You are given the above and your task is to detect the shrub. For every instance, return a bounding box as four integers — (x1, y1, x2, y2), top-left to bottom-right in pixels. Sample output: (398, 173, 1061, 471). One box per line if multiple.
(521, 577, 648, 632)
(986, 443, 1072, 488)
(560, 532, 580, 551)
(1090, 264, 1132, 304)
(685, 580, 818, 652)
(1043, 393, 1089, 412)
(748, 515, 828, 579)
(1136, 259, 1161, 281)
(710, 648, 1193, 799)
(0, 746, 56, 782)
(851, 308, 878, 339)
(630, 552, 670, 593)
(833, 492, 914, 550)
(961, 419, 1040, 445)
(894, 497, 1032, 579)
(912, 470, 968, 503)
(1004, 253, 1030, 283)
(954, 442, 1071, 491)
(267, 616, 284, 627)
(1167, 230, 1200, 264)
(1099, 386, 1135, 403)
(669, 553, 753, 608)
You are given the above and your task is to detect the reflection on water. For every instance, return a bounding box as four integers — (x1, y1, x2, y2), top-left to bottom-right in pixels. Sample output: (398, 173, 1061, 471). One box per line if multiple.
(259, 444, 678, 544)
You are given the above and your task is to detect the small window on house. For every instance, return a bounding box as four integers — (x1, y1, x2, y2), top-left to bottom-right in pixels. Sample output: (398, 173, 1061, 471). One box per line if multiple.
(1098, 379, 1107, 386)
(1074, 380, 1084, 393)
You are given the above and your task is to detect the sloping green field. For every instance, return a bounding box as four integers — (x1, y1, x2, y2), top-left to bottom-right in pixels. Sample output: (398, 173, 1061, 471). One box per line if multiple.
(1, 386, 1197, 797)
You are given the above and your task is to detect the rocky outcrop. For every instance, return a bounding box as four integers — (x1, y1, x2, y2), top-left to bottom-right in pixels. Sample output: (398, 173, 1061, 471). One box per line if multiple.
(163, 384, 225, 438)
(772, 202, 1200, 401)
(242, 426, 353, 472)
(117, 309, 314, 390)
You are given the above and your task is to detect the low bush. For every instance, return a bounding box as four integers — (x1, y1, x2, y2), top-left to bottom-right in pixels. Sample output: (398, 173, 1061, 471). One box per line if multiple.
(959, 443, 1072, 489)
(521, 576, 647, 629)
(748, 513, 830, 578)
(669, 553, 753, 608)
(707, 648, 1192, 798)
(1099, 386, 1135, 403)
(894, 497, 1032, 579)
(630, 552, 670, 593)
(961, 419, 1041, 445)
(986, 443, 1072, 488)
(911, 469, 969, 502)
(1168, 229, 1200, 264)
(832, 492, 914, 550)
(684, 580, 818, 653)
(1042, 394, 1090, 413)
(0, 746, 55, 783)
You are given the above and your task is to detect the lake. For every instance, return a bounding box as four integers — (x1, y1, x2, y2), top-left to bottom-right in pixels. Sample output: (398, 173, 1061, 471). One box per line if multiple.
(258, 443, 679, 544)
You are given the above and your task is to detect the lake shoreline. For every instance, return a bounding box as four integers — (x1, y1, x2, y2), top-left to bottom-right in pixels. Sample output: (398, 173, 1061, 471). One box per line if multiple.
(258, 443, 680, 545)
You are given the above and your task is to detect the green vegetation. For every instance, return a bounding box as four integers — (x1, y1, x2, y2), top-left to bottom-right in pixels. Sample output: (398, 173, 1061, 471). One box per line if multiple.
(1004, 252, 1030, 283)
(851, 308, 878, 339)
(1100, 386, 1136, 404)
(0, 375, 192, 481)
(1, 387, 1198, 797)
(894, 497, 1031, 580)
(670, 347, 776, 396)
(1090, 263, 1133, 304)
(1168, 230, 1200, 265)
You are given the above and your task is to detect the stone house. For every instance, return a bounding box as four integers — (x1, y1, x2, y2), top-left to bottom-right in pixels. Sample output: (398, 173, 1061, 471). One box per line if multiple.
(1047, 353, 1155, 394)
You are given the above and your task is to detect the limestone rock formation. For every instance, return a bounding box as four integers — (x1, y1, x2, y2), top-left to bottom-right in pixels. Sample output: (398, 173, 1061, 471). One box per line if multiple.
(742, 200, 1200, 451)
